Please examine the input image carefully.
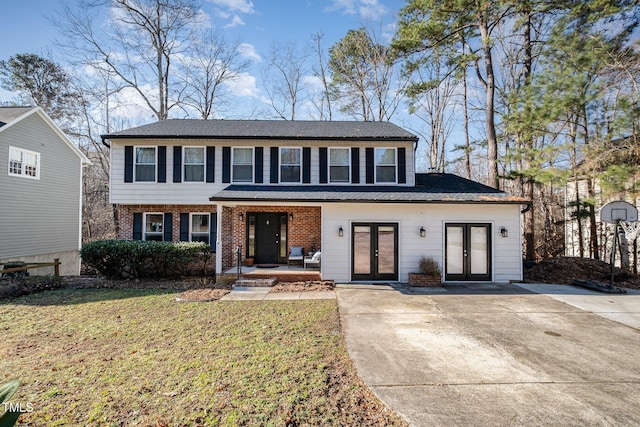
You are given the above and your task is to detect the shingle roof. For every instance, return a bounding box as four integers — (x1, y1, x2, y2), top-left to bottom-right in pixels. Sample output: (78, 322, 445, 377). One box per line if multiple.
(209, 173, 529, 204)
(0, 106, 36, 128)
(102, 119, 418, 141)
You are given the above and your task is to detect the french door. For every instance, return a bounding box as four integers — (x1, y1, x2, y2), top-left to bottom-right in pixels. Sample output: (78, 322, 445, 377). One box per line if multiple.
(352, 223, 398, 281)
(445, 223, 492, 281)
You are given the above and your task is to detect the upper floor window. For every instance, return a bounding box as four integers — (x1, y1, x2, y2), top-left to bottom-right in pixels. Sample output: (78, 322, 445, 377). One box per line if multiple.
(329, 148, 350, 183)
(184, 147, 205, 182)
(280, 147, 301, 183)
(135, 147, 156, 182)
(8, 146, 39, 179)
(232, 147, 253, 182)
(190, 213, 210, 243)
(375, 148, 396, 183)
(144, 213, 164, 241)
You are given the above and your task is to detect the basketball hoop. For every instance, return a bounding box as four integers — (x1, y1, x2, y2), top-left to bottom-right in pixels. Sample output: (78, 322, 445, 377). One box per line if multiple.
(600, 201, 639, 289)
(620, 221, 639, 240)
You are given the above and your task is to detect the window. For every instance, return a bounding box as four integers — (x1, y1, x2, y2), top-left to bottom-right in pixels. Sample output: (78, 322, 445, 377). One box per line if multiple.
(329, 148, 350, 183)
(280, 147, 301, 183)
(184, 147, 205, 182)
(144, 213, 164, 241)
(375, 148, 396, 183)
(135, 147, 156, 182)
(8, 146, 39, 179)
(190, 213, 210, 243)
(232, 147, 253, 182)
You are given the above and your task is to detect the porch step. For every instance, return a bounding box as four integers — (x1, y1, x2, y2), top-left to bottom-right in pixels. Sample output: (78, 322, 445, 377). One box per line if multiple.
(233, 278, 277, 288)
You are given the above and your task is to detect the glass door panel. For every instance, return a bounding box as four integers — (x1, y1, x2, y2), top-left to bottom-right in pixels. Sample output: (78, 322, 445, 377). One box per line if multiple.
(470, 226, 488, 275)
(446, 226, 464, 275)
(377, 226, 396, 275)
(353, 225, 372, 275)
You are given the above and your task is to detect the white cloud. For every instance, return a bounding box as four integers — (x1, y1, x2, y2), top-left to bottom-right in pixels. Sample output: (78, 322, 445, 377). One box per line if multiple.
(225, 14, 245, 28)
(207, 0, 255, 14)
(224, 72, 259, 98)
(326, 0, 387, 20)
(238, 43, 261, 62)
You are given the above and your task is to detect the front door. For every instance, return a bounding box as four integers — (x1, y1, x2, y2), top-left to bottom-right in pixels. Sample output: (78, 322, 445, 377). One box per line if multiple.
(445, 223, 492, 281)
(249, 213, 288, 264)
(352, 223, 398, 281)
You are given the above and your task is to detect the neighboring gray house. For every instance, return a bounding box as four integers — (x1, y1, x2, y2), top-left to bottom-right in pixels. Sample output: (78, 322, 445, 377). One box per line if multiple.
(0, 106, 90, 276)
(103, 119, 528, 283)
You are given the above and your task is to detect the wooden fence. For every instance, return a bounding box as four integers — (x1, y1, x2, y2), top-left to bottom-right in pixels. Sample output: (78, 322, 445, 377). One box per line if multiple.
(0, 259, 60, 278)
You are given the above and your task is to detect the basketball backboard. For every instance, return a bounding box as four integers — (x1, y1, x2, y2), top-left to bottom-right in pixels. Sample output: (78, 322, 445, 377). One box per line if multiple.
(600, 200, 638, 223)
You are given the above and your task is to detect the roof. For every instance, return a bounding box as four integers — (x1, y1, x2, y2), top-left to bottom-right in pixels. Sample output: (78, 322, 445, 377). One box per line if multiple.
(102, 119, 418, 142)
(209, 173, 529, 204)
(0, 106, 91, 165)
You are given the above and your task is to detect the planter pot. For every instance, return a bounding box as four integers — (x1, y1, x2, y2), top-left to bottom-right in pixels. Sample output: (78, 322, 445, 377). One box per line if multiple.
(243, 258, 254, 267)
(408, 272, 441, 287)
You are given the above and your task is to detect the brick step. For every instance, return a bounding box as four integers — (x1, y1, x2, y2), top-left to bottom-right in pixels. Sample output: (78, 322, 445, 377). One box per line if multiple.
(233, 278, 277, 288)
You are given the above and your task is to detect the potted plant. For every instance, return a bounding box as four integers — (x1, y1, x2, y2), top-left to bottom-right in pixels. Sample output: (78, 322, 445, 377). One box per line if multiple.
(408, 255, 442, 287)
(243, 257, 254, 267)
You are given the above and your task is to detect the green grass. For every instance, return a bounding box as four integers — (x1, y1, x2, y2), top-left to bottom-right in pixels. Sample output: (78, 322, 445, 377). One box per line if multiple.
(0, 289, 403, 426)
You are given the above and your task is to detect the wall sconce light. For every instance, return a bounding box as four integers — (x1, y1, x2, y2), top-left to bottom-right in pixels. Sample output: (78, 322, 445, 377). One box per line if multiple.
(338, 226, 344, 237)
(289, 213, 294, 221)
(500, 227, 508, 238)
(419, 226, 426, 238)
(238, 212, 244, 221)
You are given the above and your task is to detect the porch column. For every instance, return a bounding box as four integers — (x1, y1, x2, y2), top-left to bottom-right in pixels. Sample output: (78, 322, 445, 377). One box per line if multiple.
(216, 203, 223, 278)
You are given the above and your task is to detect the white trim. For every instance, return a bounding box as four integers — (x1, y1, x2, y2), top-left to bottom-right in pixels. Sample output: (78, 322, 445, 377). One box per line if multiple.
(328, 147, 351, 184)
(279, 146, 302, 183)
(374, 147, 397, 184)
(216, 204, 223, 274)
(134, 146, 158, 183)
(231, 146, 254, 183)
(183, 146, 206, 183)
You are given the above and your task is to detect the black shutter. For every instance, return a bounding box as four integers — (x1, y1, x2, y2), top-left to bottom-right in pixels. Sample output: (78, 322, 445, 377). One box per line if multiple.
(173, 146, 182, 183)
(222, 147, 231, 183)
(163, 213, 173, 241)
(365, 147, 374, 184)
(180, 213, 189, 241)
(319, 147, 328, 184)
(351, 147, 360, 184)
(125, 146, 134, 183)
(210, 213, 217, 252)
(133, 213, 142, 240)
(157, 146, 166, 183)
(255, 147, 263, 183)
(270, 147, 279, 183)
(398, 147, 406, 184)
(206, 146, 215, 183)
(302, 147, 311, 184)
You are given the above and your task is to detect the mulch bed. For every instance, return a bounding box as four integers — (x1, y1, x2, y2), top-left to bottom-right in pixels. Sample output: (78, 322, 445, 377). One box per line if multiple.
(271, 280, 335, 293)
(525, 256, 640, 290)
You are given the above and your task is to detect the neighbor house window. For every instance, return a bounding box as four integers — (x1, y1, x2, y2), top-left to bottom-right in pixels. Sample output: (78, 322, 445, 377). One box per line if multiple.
(280, 147, 301, 183)
(375, 148, 396, 183)
(8, 146, 39, 179)
(135, 147, 156, 182)
(329, 148, 350, 183)
(144, 213, 164, 241)
(190, 213, 210, 243)
(232, 147, 253, 182)
(184, 147, 205, 182)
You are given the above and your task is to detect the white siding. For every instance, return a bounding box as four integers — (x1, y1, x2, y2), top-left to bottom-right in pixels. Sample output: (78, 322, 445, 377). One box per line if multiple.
(0, 113, 83, 273)
(321, 203, 522, 283)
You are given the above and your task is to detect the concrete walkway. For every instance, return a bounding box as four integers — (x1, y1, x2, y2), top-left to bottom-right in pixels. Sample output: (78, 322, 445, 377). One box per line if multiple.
(220, 286, 335, 301)
(336, 282, 640, 426)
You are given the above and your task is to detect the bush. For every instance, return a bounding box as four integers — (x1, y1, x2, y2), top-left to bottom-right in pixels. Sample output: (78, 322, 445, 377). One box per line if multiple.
(418, 255, 441, 277)
(80, 240, 213, 279)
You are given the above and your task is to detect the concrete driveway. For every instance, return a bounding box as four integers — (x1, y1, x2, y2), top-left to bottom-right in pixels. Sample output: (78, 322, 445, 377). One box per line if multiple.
(337, 283, 640, 426)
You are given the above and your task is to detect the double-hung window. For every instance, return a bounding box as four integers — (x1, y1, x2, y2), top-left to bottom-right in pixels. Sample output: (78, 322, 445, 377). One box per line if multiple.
(375, 148, 396, 183)
(280, 147, 301, 183)
(184, 147, 205, 182)
(135, 147, 156, 182)
(144, 213, 164, 241)
(232, 147, 253, 182)
(190, 213, 210, 243)
(8, 146, 39, 179)
(329, 148, 350, 183)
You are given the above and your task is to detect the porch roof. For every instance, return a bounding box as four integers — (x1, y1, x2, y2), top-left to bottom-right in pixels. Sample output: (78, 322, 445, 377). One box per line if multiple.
(209, 173, 529, 204)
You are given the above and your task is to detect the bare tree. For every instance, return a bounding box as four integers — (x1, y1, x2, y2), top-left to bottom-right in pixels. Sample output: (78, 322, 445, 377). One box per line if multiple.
(309, 32, 333, 121)
(53, 0, 203, 121)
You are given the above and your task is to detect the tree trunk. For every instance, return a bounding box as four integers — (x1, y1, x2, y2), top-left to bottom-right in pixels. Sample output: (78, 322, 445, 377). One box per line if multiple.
(479, 16, 499, 189)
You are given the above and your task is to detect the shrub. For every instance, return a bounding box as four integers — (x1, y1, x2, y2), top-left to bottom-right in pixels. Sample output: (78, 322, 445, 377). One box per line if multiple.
(80, 240, 213, 279)
(0, 379, 21, 426)
(418, 256, 441, 277)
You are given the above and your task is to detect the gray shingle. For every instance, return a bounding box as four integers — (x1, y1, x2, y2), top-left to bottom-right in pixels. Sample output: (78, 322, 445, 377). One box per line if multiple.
(0, 106, 36, 128)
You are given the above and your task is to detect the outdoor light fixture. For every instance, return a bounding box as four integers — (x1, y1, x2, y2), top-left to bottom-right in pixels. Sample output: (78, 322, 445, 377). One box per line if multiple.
(289, 213, 294, 221)
(338, 226, 344, 237)
(500, 227, 508, 238)
(238, 212, 244, 221)
(419, 226, 426, 237)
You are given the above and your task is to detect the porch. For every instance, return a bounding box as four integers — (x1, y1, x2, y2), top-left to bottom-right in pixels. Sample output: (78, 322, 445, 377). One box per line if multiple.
(223, 264, 321, 282)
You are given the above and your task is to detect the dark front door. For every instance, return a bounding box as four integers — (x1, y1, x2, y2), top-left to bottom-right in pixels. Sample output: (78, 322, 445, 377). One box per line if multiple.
(352, 223, 398, 281)
(251, 213, 287, 264)
(445, 223, 492, 281)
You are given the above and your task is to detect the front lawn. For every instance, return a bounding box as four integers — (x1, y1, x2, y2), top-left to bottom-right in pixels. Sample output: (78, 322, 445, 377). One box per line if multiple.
(0, 289, 404, 426)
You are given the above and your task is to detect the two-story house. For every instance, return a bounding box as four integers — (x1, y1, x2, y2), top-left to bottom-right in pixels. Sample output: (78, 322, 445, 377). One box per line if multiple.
(1, 106, 90, 276)
(103, 120, 527, 283)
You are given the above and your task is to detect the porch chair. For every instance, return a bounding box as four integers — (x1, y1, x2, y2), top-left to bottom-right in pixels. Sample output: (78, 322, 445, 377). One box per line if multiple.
(288, 246, 304, 267)
(304, 251, 321, 271)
